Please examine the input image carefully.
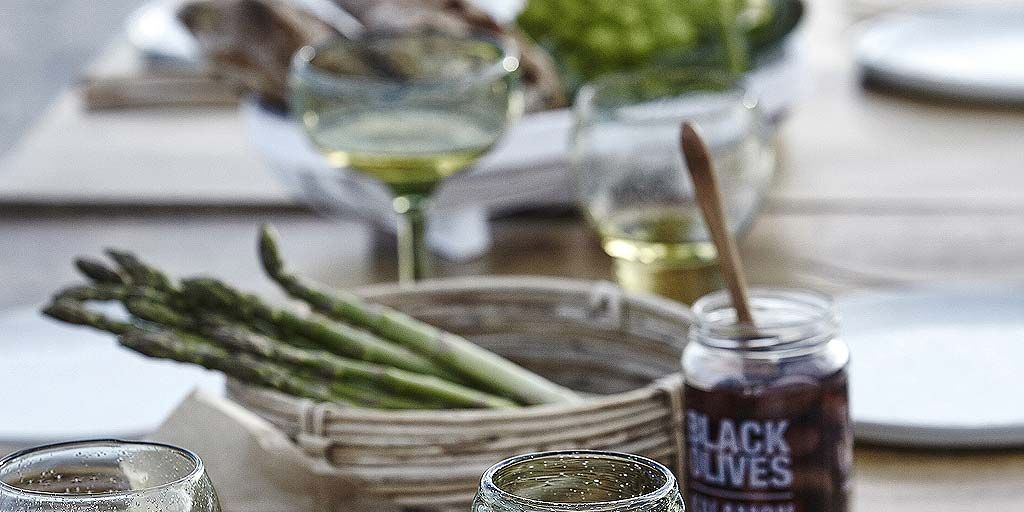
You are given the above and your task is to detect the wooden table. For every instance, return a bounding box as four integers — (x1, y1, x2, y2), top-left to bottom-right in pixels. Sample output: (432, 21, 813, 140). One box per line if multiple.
(1, 0, 1023, 510)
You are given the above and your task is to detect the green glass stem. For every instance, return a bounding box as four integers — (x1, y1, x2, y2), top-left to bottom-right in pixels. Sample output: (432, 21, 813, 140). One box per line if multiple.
(392, 193, 432, 283)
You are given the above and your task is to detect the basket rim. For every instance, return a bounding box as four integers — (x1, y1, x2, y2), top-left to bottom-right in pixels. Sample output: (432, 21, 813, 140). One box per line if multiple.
(352, 275, 694, 321)
(228, 374, 683, 421)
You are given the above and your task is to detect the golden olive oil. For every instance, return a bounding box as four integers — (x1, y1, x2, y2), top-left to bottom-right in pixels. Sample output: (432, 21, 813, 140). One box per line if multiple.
(598, 207, 721, 304)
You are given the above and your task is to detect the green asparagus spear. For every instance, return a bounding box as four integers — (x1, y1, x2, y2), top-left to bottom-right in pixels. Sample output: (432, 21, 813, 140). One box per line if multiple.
(47, 297, 435, 408)
(315, 375, 445, 410)
(105, 249, 175, 291)
(202, 323, 517, 409)
(178, 277, 453, 379)
(119, 329, 355, 405)
(42, 298, 134, 335)
(42, 297, 334, 402)
(52, 283, 128, 303)
(123, 295, 514, 408)
(133, 328, 447, 409)
(258, 224, 581, 405)
(126, 329, 449, 409)
(89, 251, 294, 341)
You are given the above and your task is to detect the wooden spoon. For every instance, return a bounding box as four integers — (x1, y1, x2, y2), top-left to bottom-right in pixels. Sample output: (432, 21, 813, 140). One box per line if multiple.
(680, 122, 754, 324)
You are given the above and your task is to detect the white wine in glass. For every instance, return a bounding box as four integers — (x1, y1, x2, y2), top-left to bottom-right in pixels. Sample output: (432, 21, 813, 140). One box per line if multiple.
(573, 68, 775, 304)
(290, 33, 523, 282)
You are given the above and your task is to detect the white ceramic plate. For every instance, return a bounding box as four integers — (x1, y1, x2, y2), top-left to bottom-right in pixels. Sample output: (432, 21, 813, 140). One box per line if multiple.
(843, 286, 1024, 447)
(856, 8, 1024, 103)
(0, 307, 223, 449)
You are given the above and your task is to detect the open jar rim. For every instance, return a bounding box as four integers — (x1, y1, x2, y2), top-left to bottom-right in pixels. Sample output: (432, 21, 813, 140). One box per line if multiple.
(478, 450, 678, 512)
(574, 66, 753, 126)
(0, 439, 204, 502)
(690, 288, 838, 354)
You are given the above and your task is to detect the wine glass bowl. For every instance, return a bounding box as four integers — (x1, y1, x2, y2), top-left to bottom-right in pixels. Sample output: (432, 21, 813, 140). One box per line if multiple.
(289, 32, 523, 281)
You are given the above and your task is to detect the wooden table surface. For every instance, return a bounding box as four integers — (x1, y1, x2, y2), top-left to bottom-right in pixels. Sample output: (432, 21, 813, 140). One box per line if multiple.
(1, 0, 1023, 510)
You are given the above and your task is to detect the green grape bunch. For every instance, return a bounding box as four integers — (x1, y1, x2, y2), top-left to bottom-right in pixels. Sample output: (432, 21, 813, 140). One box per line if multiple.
(517, 0, 802, 87)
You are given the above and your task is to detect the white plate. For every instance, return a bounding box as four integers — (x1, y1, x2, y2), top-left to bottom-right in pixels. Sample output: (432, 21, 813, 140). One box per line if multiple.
(856, 8, 1024, 103)
(843, 286, 1024, 447)
(0, 307, 223, 448)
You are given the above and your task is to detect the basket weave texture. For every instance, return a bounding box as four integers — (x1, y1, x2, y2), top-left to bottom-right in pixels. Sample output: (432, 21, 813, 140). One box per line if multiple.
(227, 277, 692, 510)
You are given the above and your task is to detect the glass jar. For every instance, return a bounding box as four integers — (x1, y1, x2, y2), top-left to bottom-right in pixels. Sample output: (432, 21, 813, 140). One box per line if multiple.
(473, 450, 684, 512)
(682, 289, 851, 512)
(0, 439, 221, 512)
(572, 67, 776, 304)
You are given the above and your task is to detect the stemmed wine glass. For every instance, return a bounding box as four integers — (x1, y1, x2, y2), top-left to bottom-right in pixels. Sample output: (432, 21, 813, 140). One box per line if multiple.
(289, 32, 523, 282)
(0, 439, 220, 511)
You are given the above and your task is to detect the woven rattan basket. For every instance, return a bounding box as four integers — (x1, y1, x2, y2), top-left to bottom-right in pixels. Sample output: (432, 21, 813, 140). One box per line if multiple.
(226, 276, 692, 511)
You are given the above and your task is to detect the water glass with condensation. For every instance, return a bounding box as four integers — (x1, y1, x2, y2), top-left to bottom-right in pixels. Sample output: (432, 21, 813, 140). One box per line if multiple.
(0, 439, 220, 512)
(473, 450, 685, 512)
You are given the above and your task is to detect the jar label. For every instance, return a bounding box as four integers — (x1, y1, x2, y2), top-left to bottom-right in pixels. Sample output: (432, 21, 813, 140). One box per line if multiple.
(687, 414, 794, 490)
(682, 370, 851, 512)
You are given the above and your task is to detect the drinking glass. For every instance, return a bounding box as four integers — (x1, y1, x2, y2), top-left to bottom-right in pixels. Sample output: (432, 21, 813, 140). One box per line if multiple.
(289, 32, 523, 282)
(573, 68, 775, 305)
(473, 450, 684, 512)
(0, 440, 220, 512)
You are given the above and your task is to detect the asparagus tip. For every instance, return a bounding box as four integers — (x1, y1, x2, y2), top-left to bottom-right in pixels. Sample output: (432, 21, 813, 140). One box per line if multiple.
(42, 299, 92, 326)
(74, 257, 126, 285)
(103, 247, 132, 262)
(258, 223, 285, 278)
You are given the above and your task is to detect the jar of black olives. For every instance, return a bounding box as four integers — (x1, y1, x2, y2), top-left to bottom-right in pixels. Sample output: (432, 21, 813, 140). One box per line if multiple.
(682, 289, 851, 512)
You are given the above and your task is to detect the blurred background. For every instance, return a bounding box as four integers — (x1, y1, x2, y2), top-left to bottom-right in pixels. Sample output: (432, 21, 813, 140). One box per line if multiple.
(1, 1, 145, 154)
